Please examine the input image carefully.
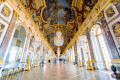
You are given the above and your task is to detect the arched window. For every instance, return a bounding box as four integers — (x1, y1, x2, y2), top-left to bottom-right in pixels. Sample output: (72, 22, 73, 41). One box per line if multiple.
(5, 25, 26, 68)
(90, 24, 111, 70)
(97, 27, 111, 70)
(77, 35, 89, 66)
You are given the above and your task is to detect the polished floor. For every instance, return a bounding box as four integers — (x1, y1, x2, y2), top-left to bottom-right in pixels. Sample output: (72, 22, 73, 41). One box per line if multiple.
(3, 63, 117, 80)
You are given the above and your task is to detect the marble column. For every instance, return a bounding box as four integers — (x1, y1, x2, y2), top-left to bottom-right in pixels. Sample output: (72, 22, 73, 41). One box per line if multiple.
(77, 41, 82, 67)
(86, 31, 96, 69)
(74, 42, 78, 64)
(0, 16, 15, 77)
(80, 48, 84, 66)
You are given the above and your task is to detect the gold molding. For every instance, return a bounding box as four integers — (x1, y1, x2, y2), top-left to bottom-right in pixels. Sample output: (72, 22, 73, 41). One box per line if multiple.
(40, 0, 77, 27)
(13, 10, 19, 18)
(0, 0, 6, 3)
(63, 0, 112, 55)
(112, 59, 120, 63)
(5, 0, 119, 56)
(110, 0, 119, 4)
(6, 0, 55, 55)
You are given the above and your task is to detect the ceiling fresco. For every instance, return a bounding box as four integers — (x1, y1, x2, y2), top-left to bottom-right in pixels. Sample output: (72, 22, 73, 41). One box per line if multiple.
(20, 0, 98, 54)
(42, 0, 75, 25)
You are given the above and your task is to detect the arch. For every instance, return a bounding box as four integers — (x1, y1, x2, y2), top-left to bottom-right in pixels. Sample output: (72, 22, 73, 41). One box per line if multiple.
(15, 22, 28, 34)
(4, 25, 27, 69)
(90, 24, 100, 35)
(78, 35, 90, 66)
(90, 23, 111, 70)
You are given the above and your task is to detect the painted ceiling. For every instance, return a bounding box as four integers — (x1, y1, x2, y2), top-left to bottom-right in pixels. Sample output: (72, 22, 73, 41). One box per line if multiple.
(21, 0, 98, 54)
(42, 0, 75, 25)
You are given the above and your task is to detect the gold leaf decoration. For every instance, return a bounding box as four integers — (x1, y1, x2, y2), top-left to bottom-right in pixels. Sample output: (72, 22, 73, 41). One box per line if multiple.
(1, 6, 11, 17)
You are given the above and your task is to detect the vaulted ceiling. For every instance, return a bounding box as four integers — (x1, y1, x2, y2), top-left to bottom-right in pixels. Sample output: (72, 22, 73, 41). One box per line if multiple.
(21, 0, 98, 54)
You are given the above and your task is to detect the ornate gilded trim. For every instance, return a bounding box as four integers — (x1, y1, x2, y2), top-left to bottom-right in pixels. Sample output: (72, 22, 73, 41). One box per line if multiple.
(110, 0, 119, 4)
(63, 0, 112, 55)
(6, 0, 55, 55)
(40, 0, 77, 27)
(13, 10, 19, 18)
(0, 0, 6, 3)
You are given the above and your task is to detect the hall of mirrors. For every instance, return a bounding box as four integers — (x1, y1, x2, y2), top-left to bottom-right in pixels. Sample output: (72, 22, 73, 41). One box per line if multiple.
(0, 0, 120, 80)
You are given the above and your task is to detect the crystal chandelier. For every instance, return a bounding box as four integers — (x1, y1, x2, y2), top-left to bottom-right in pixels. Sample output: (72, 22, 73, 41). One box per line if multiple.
(54, 31, 64, 46)
(32, 36, 41, 48)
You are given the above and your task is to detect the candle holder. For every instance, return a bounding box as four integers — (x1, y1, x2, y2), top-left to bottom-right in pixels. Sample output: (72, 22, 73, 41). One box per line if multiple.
(86, 53, 93, 70)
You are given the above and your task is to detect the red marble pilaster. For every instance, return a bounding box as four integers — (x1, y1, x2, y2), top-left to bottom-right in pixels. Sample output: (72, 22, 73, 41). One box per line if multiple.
(0, 16, 16, 60)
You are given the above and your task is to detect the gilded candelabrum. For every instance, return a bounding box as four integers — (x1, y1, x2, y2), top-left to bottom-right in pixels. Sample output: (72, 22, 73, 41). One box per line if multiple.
(24, 53, 31, 71)
(35, 54, 39, 67)
(78, 55, 82, 67)
(86, 53, 93, 70)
